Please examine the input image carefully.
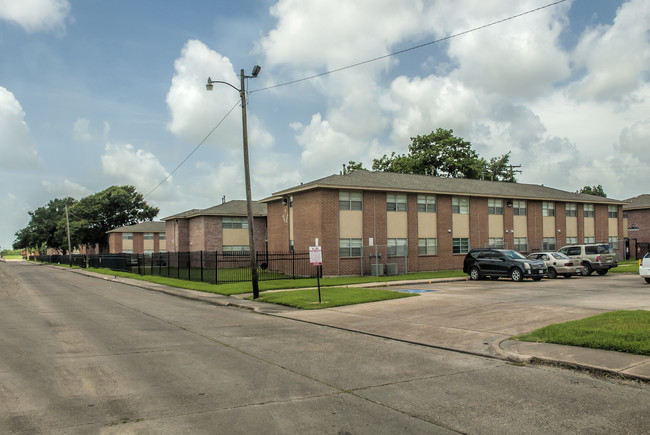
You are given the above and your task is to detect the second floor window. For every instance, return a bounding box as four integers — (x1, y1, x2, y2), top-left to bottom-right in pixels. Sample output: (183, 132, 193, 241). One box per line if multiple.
(452, 197, 469, 214)
(144, 233, 154, 240)
(417, 195, 436, 212)
(488, 199, 503, 215)
(122, 233, 133, 240)
(223, 217, 248, 229)
(566, 203, 577, 217)
(608, 205, 618, 218)
(513, 200, 527, 216)
(584, 204, 594, 218)
(542, 202, 555, 217)
(339, 191, 362, 210)
(387, 193, 407, 212)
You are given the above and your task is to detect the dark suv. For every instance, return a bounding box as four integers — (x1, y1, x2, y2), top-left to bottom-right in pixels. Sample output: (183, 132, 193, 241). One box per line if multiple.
(463, 249, 547, 282)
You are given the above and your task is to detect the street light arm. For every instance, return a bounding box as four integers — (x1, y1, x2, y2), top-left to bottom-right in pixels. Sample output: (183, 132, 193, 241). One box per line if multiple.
(206, 77, 240, 92)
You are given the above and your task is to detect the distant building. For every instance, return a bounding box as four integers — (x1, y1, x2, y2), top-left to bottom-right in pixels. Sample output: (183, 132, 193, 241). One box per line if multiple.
(624, 194, 650, 258)
(162, 200, 267, 253)
(107, 221, 167, 254)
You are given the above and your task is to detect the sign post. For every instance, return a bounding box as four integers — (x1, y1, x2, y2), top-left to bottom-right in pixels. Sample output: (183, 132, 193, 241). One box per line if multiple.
(309, 245, 323, 303)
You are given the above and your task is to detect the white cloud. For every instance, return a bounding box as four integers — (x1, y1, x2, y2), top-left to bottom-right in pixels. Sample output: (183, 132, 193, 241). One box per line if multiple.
(41, 179, 91, 199)
(0, 0, 70, 34)
(570, 0, 650, 102)
(619, 118, 650, 165)
(72, 118, 93, 141)
(100, 142, 176, 200)
(166, 39, 247, 149)
(0, 87, 42, 170)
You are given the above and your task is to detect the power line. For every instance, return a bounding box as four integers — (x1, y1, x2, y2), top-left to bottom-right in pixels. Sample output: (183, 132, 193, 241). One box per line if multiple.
(250, 0, 568, 94)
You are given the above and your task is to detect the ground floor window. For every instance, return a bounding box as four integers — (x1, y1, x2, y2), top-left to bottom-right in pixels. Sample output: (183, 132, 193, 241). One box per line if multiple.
(339, 238, 362, 257)
(513, 237, 528, 252)
(452, 238, 469, 254)
(488, 237, 504, 249)
(223, 245, 250, 255)
(418, 238, 437, 255)
(542, 238, 556, 251)
(608, 236, 618, 247)
(565, 237, 578, 245)
(387, 238, 407, 256)
(584, 236, 595, 243)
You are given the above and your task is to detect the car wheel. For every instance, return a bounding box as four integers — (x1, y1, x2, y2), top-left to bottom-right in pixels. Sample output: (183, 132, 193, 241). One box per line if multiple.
(469, 267, 481, 281)
(532, 276, 543, 281)
(547, 267, 558, 279)
(596, 269, 608, 276)
(645, 278, 650, 284)
(563, 274, 572, 279)
(581, 262, 593, 276)
(510, 268, 523, 282)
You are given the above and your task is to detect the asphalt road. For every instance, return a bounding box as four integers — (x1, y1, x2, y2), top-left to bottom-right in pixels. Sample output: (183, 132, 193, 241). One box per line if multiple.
(1, 261, 649, 434)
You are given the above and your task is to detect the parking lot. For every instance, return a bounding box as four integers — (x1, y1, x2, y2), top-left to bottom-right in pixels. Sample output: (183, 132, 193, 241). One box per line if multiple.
(277, 274, 650, 358)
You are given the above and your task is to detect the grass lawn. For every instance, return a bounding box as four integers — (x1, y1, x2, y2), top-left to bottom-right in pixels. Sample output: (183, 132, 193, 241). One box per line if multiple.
(249, 286, 416, 309)
(513, 310, 650, 356)
(85, 266, 465, 296)
(2, 255, 23, 260)
(609, 259, 640, 273)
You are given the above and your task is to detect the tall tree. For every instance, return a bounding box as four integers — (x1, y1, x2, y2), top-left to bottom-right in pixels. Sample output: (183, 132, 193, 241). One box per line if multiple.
(340, 161, 366, 174)
(70, 185, 159, 252)
(13, 197, 77, 252)
(577, 185, 607, 197)
(371, 128, 516, 181)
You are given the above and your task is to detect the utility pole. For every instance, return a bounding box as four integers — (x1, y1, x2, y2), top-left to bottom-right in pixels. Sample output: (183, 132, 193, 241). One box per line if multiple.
(65, 206, 72, 266)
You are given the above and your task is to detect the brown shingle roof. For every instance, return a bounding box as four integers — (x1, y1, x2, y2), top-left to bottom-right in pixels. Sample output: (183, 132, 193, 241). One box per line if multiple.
(161, 200, 267, 221)
(263, 170, 626, 205)
(623, 194, 650, 210)
(107, 221, 166, 233)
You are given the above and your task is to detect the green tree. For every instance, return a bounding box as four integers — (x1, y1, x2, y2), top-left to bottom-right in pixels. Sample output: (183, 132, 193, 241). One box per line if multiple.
(371, 128, 516, 181)
(340, 161, 366, 174)
(577, 185, 607, 197)
(69, 185, 158, 252)
(13, 197, 77, 252)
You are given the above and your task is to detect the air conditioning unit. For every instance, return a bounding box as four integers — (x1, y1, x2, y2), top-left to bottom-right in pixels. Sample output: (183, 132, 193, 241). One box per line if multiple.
(370, 263, 384, 276)
(386, 263, 399, 276)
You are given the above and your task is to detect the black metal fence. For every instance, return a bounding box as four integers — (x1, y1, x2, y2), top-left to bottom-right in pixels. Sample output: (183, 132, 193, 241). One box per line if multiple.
(32, 250, 315, 284)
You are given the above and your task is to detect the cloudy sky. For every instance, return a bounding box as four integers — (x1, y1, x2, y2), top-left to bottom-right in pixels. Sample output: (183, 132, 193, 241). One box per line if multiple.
(1, 0, 649, 249)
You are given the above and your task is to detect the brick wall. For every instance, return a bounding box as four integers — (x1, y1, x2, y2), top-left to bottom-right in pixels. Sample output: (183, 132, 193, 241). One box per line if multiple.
(469, 197, 488, 249)
(555, 201, 566, 247)
(595, 204, 608, 242)
(108, 232, 122, 254)
(527, 200, 543, 251)
(627, 209, 650, 241)
(266, 200, 289, 251)
(437, 195, 453, 270)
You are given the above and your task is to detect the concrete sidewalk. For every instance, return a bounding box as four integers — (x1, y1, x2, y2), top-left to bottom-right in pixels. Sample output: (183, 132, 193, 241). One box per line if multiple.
(68, 266, 650, 382)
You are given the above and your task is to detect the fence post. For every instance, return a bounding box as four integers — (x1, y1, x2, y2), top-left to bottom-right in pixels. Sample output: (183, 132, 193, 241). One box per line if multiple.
(200, 251, 204, 282)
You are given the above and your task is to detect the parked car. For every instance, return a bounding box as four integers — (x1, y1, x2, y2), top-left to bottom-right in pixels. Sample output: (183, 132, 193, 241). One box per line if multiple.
(557, 243, 618, 276)
(640, 252, 650, 284)
(526, 252, 583, 279)
(463, 249, 547, 282)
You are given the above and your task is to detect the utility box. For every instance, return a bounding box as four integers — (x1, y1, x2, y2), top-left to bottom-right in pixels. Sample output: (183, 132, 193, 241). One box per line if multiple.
(370, 263, 384, 276)
(386, 263, 399, 276)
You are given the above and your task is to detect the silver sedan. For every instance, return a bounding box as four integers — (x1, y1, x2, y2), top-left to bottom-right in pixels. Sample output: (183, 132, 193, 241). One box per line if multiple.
(526, 252, 584, 279)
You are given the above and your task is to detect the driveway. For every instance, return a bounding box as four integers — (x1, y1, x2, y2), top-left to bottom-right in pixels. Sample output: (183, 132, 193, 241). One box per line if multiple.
(275, 274, 650, 358)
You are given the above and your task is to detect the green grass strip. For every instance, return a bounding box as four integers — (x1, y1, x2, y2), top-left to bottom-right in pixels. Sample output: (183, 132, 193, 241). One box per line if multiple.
(249, 287, 416, 309)
(513, 310, 650, 356)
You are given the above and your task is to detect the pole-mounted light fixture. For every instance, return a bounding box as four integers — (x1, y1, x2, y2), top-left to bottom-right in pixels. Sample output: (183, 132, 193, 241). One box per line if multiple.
(205, 65, 262, 299)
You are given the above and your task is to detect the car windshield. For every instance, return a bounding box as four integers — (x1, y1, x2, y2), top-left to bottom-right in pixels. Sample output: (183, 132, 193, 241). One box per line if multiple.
(551, 252, 570, 260)
(504, 250, 525, 259)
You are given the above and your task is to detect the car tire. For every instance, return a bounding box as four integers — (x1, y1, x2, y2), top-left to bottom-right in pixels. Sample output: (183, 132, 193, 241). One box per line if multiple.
(596, 269, 608, 276)
(581, 262, 593, 276)
(547, 268, 558, 279)
(532, 276, 543, 281)
(645, 278, 650, 284)
(469, 267, 481, 281)
(510, 268, 523, 282)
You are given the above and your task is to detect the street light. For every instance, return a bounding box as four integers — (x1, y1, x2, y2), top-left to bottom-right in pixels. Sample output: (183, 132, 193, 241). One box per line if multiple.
(206, 66, 261, 299)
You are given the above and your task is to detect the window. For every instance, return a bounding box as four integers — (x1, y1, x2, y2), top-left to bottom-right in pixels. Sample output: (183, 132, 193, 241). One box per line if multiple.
(144, 249, 154, 256)
(452, 238, 470, 254)
(513, 200, 527, 216)
(584, 236, 595, 243)
(223, 245, 250, 254)
(387, 193, 407, 212)
(223, 217, 248, 229)
(143, 233, 154, 240)
(608, 205, 618, 218)
(488, 199, 503, 215)
(387, 238, 407, 256)
(566, 203, 577, 217)
(122, 233, 133, 240)
(339, 238, 362, 257)
(417, 195, 436, 213)
(608, 236, 618, 247)
(513, 237, 528, 252)
(339, 191, 362, 210)
(159, 233, 166, 240)
(565, 237, 578, 244)
(123, 249, 133, 254)
(289, 240, 294, 252)
(584, 204, 594, 218)
(542, 237, 556, 251)
(418, 238, 437, 255)
(542, 202, 555, 217)
(452, 197, 469, 214)
(489, 237, 504, 249)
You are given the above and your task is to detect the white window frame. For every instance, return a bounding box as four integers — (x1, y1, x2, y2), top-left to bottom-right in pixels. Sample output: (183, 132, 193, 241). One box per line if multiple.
(565, 203, 577, 217)
(513, 200, 527, 216)
(542, 202, 555, 217)
(339, 191, 362, 211)
(452, 197, 469, 214)
(417, 195, 436, 213)
(387, 193, 407, 212)
(418, 238, 437, 255)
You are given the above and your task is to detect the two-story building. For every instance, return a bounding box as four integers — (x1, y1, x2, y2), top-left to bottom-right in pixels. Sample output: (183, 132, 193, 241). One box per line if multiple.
(107, 221, 167, 254)
(262, 170, 626, 276)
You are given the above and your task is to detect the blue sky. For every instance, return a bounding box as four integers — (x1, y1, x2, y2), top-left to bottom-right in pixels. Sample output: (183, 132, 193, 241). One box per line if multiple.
(1, 0, 648, 250)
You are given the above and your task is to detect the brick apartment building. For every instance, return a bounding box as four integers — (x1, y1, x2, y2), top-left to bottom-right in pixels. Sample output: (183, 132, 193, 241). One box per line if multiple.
(107, 221, 166, 254)
(262, 170, 626, 276)
(624, 194, 650, 258)
(162, 200, 267, 253)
